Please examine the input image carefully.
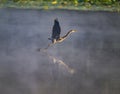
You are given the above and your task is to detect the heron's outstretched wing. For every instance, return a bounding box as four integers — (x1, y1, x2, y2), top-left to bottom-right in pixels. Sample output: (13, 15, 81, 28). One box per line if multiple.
(52, 19, 61, 40)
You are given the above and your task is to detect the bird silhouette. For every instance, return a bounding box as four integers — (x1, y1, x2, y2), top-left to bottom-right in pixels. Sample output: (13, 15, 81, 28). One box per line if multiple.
(37, 18, 77, 51)
(48, 18, 77, 44)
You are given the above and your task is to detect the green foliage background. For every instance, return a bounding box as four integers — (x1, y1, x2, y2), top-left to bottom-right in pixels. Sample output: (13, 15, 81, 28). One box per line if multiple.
(0, 0, 120, 11)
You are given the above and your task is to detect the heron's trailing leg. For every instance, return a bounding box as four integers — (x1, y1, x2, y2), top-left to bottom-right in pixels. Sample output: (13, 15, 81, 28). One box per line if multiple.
(37, 43, 53, 52)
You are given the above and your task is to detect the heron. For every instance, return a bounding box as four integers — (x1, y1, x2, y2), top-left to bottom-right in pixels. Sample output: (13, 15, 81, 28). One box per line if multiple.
(37, 18, 77, 51)
(48, 18, 77, 44)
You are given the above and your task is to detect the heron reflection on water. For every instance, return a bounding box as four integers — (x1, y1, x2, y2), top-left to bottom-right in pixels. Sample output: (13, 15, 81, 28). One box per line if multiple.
(41, 50, 75, 74)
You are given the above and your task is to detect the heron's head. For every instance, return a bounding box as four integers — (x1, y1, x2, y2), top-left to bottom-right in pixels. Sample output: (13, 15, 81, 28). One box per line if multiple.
(70, 30, 77, 33)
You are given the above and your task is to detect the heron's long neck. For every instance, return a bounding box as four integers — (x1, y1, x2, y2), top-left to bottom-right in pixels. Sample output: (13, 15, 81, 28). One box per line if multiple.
(61, 30, 72, 39)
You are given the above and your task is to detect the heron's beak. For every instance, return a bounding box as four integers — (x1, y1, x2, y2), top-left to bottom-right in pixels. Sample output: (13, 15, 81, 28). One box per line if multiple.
(73, 30, 77, 32)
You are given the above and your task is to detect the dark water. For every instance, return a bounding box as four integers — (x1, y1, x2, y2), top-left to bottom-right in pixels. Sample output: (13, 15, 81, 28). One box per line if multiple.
(0, 8, 120, 94)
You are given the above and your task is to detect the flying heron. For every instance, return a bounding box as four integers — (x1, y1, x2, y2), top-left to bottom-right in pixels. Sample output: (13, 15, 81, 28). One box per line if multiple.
(37, 18, 77, 51)
(48, 18, 77, 44)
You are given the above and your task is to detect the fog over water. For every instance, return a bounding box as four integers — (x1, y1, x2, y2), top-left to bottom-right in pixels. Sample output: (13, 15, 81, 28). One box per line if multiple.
(0, 8, 120, 94)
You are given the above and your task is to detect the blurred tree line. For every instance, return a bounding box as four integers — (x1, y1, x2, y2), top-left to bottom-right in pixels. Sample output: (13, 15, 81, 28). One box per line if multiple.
(1, 0, 120, 5)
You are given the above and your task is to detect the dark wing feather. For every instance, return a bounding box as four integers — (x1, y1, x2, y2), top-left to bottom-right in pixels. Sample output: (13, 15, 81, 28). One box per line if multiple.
(52, 19, 61, 40)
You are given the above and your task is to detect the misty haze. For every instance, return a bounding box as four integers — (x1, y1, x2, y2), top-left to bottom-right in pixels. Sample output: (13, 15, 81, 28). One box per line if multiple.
(0, 8, 120, 94)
